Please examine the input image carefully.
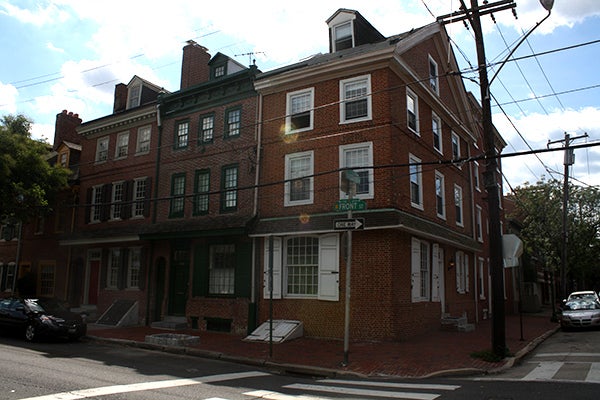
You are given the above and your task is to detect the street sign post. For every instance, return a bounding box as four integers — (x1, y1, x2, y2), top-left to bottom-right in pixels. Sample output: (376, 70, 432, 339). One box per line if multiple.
(333, 218, 365, 230)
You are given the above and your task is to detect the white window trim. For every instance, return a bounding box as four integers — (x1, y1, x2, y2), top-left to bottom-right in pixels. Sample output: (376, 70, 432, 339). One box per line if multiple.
(127, 84, 141, 109)
(286, 87, 314, 134)
(107, 248, 120, 289)
(127, 247, 142, 289)
(476, 205, 483, 242)
(115, 132, 129, 159)
(478, 257, 486, 300)
(432, 112, 443, 154)
(409, 153, 423, 210)
(454, 184, 464, 227)
(473, 161, 481, 191)
(406, 88, 419, 135)
(428, 55, 439, 95)
(455, 250, 470, 294)
(284, 150, 314, 207)
(435, 170, 446, 220)
(339, 74, 372, 124)
(132, 177, 147, 219)
(339, 142, 374, 200)
(90, 185, 103, 223)
(110, 181, 125, 220)
(135, 125, 151, 155)
(451, 131, 461, 167)
(96, 137, 109, 163)
(411, 237, 431, 302)
(332, 20, 354, 52)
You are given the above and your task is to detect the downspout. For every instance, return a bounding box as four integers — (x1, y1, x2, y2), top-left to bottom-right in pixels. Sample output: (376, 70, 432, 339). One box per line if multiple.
(468, 147, 479, 323)
(251, 83, 264, 329)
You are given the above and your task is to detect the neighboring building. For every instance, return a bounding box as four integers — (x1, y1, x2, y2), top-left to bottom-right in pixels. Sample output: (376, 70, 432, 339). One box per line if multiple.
(252, 9, 510, 341)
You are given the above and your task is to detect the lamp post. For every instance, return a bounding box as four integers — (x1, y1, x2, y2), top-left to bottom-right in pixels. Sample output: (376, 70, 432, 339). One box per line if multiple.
(439, 0, 553, 357)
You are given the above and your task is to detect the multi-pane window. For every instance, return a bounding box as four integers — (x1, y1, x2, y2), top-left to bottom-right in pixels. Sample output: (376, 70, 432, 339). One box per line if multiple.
(209, 244, 235, 295)
(476, 205, 483, 242)
(432, 112, 442, 153)
(91, 185, 103, 222)
(340, 142, 373, 198)
(456, 251, 469, 294)
(39, 263, 55, 297)
(225, 108, 241, 138)
(107, 248, 121, 289)
(96, 137, 109, 162)
(286, 237, 319, 296)
(170, 173, 186, 218)
(473, 161, 480, 191)
(194, 169, 210, 215)
(127, 85, 141, 109)
(175, 121, 189, 149)
(59, 152, 68, 167)
(214, 65, 225, 78)
(411, 237, 430, 302)
(429, 55, 439, 94)
(451, 132, 460, 161)
(221, 165, 238, 212)
(115, 132, 129, 158)
(409, 154, 423, 208)
(340, 75, 371, 122)
(419, 241, 430, 299)
(136, 126, 151, 154)
(435, 171, 445, 219)
(333, 21, 353, 51)
(407, 89, 419, 133)
(111, 181, 124, 220)
(286, 88, 313, 133)
(128, 248, 141, 289)
(132, 178, 147, 218)
(478, 258, 486, 299)
(200, 114, 214, 143)
(285, 151, 313, 206)
(454, 184, 464, 226)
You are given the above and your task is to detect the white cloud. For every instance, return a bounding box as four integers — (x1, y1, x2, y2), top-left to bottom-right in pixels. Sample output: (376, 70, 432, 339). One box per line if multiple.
(0, 1, 69, 26)
(46, 41, 65, 53)
(0, 82, 18, 114)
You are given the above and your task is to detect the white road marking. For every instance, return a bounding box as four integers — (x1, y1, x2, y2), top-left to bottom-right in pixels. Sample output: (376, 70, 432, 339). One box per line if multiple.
(18, 371, 269, 400)
(319, 379, 460, 391)
(522, 361, 563, 380)
(244, 390, 330, 400)
(534, 352, 600, 358)
(284, 383, 441, 399)
(585, 362, 600, 383)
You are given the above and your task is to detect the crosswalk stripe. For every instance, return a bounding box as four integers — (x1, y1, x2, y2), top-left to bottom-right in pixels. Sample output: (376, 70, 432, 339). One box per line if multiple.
(243, 390, 329, 400)
(586, 362, 600, 383)
(319, 379, 460, 391)
(522, 361, 563, 380)
(284, 383, 441, 399)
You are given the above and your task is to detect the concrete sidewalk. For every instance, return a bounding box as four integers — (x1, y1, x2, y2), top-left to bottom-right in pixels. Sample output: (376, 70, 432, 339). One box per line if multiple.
(86, 311, 559, 379)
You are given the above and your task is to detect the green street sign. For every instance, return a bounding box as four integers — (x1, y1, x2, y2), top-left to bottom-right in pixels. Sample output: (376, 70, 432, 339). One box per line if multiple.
(334, 199, 367, 212)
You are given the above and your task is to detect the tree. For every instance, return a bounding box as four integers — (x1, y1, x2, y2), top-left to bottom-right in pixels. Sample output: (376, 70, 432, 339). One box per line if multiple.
(508, 178, 600, 294)
(0, 114, 71, 223)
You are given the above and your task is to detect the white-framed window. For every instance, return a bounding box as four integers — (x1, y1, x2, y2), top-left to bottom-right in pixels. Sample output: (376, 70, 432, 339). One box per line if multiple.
(225, 107, 241, 137)
(333, 21, 353, 51)
(429, 55, 439, 95)
(455, 250, 469, 294)
(132, 178, 147, 218)
(107, 248, 121, 289)
(411, 237, 430, 302)
(263, 234, 339, 301)
(339, 75, 371, 123)
(454, 184, 464, 227)
(339, 142, 373, 199)
(286, 88, 314, 133)
(110, 181, 124, 220)
(200, 114, 214, 143)
(0, 262, 16, 292)
(136, 126, 151, 154)
(435, 171, 445, 219)
(96, 137, 109, 163)
(209, 244, 235, 295)
(115, 132, 129, 158)
(476, 205, 483, 242)
(432, 112, 442, 153)
(194, 169, 210, 215)
(175, 121, 189, 149)
(127, 85, 141, 109)
(473, 161, 480, 191)
(409, 154, 423, 209)
(478, 257, 486, 300)
(407, 89, 419, 134)
(127, 248, 141, 289)
(90, 185, 103, 223)
(451, 132, 460, 161)
(285, 151, 314, 206)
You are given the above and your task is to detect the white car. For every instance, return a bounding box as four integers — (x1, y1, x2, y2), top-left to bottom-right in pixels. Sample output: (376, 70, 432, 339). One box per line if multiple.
(566, 291, 600, 302)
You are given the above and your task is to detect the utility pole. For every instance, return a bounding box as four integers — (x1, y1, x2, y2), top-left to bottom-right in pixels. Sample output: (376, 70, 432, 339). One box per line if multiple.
(548, 132, 588, 301)
(438, 0, 553, 357)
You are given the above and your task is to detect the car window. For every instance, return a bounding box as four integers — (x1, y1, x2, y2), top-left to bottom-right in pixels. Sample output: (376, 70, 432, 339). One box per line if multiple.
(0, 299, 12, 310)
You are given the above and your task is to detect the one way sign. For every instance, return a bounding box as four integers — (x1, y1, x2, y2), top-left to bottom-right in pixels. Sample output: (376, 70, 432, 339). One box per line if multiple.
(333, 218, 365, 230)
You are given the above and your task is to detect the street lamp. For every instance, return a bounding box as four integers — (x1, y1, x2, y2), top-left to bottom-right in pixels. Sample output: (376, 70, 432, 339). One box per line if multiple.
(439, 0, 554, 357)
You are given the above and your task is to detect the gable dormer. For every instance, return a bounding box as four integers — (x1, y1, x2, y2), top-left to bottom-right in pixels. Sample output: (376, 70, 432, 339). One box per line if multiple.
(125, 75, 163, 110)
(208, 53, 246, 80)
(326, 9, 385, 53)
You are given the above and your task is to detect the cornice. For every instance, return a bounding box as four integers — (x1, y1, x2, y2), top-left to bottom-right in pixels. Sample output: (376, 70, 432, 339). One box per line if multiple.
(78, 106, 157, 137)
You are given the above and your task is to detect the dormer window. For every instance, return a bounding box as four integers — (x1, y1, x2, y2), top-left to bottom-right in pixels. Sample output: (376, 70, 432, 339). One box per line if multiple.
(127, 85, 141, 109)
(59, 151, 68, 167)
(214, 65, 225, 78)
(333, 22, 353, 51)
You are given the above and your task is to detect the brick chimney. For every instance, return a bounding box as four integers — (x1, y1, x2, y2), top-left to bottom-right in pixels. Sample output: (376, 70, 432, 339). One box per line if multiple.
(113, 83, 128, 113)
(180, 41, 211, 90)
(53, 110, 82, 150)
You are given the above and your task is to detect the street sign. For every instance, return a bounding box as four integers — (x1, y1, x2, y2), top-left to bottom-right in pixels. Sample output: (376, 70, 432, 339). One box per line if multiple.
(334, 218, 365, 230)
(334, 199, 367, 212)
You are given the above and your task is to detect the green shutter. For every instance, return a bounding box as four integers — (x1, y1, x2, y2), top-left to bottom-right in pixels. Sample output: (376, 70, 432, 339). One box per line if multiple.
(235, 242, 252, 298)
(192, 245, 209, 297)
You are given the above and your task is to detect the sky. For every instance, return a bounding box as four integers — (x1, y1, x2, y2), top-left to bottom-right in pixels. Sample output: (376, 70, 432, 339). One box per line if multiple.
(1, 0, 599, 193)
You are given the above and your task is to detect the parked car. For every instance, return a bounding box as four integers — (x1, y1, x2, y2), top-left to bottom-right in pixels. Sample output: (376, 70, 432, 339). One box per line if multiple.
(0, 297, 87, 341)
(565, 290, 600, 302)
(559, 297, 600, 330)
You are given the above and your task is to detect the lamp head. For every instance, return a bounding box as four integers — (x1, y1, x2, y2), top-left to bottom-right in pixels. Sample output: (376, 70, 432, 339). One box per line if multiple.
(540, 0, 554, 11)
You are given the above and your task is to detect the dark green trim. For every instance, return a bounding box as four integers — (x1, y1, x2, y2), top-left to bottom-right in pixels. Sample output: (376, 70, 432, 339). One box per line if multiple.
(169, 172, 186, 218)
(140, 227, 246, 240)
(223, 106, 242, 138)
(197, 113, 215, 144)
(192, 169, 210, 216)
(220, 164, 238, 213)
(173, 119, 190, 150)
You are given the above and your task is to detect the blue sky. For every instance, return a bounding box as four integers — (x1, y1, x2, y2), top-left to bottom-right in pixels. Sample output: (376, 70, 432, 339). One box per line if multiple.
(1, 0, 599, 192)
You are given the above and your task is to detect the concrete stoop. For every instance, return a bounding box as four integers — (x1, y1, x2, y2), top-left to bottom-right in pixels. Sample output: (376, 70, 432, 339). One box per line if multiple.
(441, 314, 474, 332)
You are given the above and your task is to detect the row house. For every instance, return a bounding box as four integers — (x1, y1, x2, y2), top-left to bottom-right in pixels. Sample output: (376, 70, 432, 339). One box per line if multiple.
(251, 9, 509, 341)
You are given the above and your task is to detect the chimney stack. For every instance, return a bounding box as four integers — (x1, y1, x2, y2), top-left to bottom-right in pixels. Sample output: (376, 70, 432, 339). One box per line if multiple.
(113, 83, 128, 113)
(180, 40, 211, 90)
(53, 110, 82, 149)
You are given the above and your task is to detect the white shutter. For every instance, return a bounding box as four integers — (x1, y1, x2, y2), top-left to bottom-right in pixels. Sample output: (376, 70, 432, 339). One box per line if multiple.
(263, 237, 282, 299)
(318, 234, 339, 301)
(411, 237, 421, 302)
(465, 254, 470, 293)
(455, 251, 462, 293)
(431, 244, 440, 302)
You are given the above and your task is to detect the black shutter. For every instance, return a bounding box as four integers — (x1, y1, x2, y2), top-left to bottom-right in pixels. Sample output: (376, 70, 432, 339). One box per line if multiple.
(192, 245, 209, 297)
(143, 177, 152, 218)
(121, 181, 133, 219)
(100, 184, 112, 221)
(118, 248, 129, 290)
(235, 242, 252, 297)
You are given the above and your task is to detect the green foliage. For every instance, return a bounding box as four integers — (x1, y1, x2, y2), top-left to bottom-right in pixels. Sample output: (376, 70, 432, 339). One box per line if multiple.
(0, 114, 71, 222)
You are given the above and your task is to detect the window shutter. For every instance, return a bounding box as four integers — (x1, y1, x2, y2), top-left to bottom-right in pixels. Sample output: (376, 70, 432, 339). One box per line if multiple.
(411, 238, 421, 302)
(100, 184, 112, 221)
(118, 248, 128, 290)
(465, 254, 470, 293)
(138, 248, 146, 290)
(192, 245, 209, 297)
(235, 242, 252, 298)
(318, 234, 339, 301)
(121, 180, 133, 219)
(143, 177, 152, 217)
(263, 237, 281, 299)
(455, 251, 461, 293)
(431, 244, 441, 302)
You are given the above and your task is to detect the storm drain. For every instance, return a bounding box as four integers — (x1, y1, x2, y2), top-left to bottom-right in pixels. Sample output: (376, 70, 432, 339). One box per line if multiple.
(145, 333, 200, 346)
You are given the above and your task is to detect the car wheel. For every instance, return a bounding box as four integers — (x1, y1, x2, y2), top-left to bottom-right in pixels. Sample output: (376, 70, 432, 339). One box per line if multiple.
(24, 324, 37, 342)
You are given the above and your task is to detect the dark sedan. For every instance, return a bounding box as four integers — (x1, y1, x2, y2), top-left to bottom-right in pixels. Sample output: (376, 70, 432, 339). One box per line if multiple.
(0, 297, 87, 341)
(559, 298, 600, 330)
